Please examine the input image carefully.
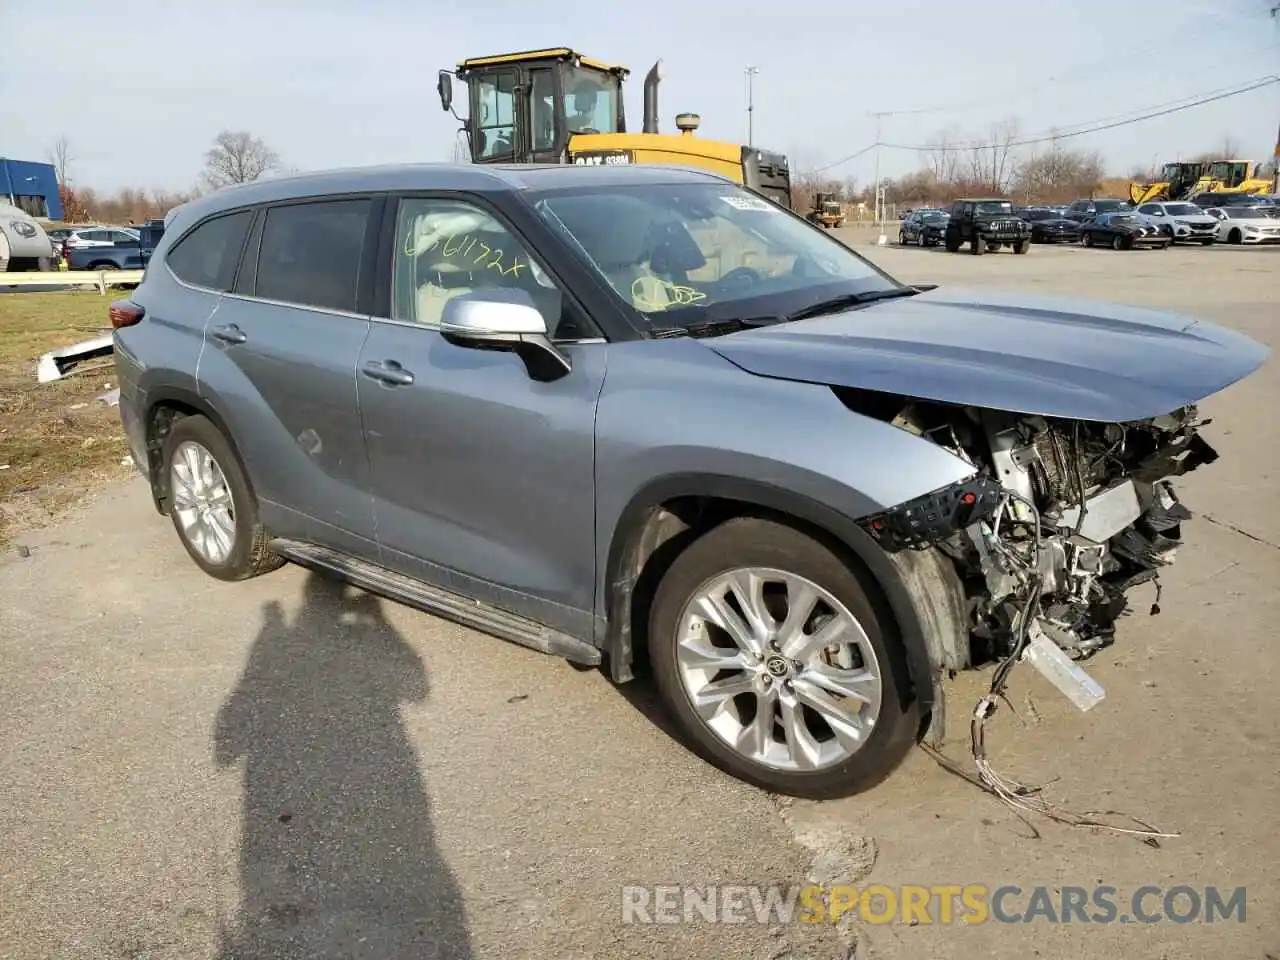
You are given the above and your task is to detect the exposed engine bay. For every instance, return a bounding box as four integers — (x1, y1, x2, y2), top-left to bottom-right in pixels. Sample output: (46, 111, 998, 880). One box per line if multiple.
(852, 391, 1220, 667)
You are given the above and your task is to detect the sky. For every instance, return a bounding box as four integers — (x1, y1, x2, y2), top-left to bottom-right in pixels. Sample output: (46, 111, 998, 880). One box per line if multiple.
(2, 0, 1278, 195)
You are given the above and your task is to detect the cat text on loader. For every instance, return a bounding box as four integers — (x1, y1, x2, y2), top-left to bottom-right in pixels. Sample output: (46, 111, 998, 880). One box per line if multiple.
(437, 47, 793, 210)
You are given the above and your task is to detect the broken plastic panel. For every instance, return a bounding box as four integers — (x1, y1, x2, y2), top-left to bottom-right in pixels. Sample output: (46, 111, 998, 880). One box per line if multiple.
(1021, 625, 1106, 712)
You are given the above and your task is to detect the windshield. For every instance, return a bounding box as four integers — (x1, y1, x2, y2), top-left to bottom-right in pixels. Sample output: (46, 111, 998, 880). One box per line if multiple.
(563, 65, 621, 134)
(974, 201, 1014, 215)
(1109, 215, 1138, 224)
(1094, 199, 1131, 213)
(1165, 204, 1201, 216)
(1020, 209, 1055, 221)
(922, 212, 948, 222)
(532, 182, 900, 329)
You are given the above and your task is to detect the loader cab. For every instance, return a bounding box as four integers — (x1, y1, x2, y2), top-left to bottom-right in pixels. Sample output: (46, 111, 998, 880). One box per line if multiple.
(1162, 162, 1204, 196)
(1206, 161, 1251, 188)
(440, 48, 628, 165)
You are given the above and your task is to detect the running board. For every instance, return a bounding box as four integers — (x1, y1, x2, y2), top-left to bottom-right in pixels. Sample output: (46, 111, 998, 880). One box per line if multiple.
(268, 538, 602, 666)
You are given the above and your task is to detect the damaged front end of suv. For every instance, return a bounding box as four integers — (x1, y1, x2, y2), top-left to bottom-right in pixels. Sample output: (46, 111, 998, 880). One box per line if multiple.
(854, 395, 1218, 673)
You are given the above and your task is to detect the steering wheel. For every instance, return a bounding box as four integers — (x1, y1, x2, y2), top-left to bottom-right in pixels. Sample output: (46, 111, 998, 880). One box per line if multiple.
(719, 266, 763, 290)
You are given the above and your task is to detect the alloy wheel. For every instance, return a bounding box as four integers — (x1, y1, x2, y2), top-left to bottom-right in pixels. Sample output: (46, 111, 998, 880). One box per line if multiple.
(673, 567, 883, 772)
(170, 440, 237, 565)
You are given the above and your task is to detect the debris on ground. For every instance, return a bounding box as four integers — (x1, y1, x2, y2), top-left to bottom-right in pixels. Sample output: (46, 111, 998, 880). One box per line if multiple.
(35, 334, 114, 383)
(96, 388, 120, 406)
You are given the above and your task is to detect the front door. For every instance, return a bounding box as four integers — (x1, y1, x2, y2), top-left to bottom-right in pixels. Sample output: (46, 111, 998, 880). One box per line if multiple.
(357, 195, 605, 637)
(197, 198, 380, 557)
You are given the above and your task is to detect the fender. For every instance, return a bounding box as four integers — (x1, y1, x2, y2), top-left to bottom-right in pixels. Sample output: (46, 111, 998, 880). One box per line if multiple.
(603, 472, 960, 713)
(139, 384, 247, 514)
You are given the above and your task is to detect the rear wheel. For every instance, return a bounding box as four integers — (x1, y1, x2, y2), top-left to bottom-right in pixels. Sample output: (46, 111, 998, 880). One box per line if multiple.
(898, 230, 906, 245)
(970, 236, 984, 255)
(1083, 232, 1094, 247)
(944, 235, 960, 252)
(160, 415, 284, 581)
(1014, 239, 1030, 254)
(648, 518, 917, 799)
(1111, 234, 1124, 251)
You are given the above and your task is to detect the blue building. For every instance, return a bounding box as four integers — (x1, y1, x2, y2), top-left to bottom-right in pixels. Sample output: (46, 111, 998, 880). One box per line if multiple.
(0, 158, 63, 220)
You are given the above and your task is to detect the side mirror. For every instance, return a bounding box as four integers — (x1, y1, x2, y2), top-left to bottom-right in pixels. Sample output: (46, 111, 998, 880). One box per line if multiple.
(438, 71, 453, 113)
(439, 288, 571, 381)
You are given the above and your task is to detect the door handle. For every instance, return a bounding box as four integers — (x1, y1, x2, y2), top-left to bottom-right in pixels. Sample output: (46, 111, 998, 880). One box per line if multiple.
(212, 323, 247, 345)
(360, 359, 415, 386)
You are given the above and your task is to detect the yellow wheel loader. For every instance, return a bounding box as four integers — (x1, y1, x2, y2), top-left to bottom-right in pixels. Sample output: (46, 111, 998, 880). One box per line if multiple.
(1130, 159, 1274, 204)
(437, 47, 793, 210)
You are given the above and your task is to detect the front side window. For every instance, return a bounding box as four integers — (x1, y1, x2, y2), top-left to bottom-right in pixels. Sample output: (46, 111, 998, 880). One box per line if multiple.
(532, 182, 899, 331)
(392, 197, 580, 337)
(475, 71, 516, 159)
(255, 199, 371, 313)
(562, 66, 619, 134)
(165, 210, 253, 291)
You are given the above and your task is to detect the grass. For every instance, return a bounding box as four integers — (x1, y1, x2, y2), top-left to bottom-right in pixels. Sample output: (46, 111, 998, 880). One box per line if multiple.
(0, 291, 133, 546)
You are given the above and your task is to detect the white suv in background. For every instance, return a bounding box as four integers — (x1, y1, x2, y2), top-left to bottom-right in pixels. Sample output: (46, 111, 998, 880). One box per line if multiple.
(64, 226, 140, 250)
(1135, 202, 1220, 245)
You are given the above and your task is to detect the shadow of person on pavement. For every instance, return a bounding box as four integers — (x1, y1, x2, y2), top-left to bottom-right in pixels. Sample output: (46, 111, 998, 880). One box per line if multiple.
(214, 570, 472, 959)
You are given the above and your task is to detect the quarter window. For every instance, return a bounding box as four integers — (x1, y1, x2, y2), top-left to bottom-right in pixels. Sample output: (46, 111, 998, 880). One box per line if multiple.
(255, 199, 371, 313)
(165, 210, 253, 291)
(391, 197, 582, 337)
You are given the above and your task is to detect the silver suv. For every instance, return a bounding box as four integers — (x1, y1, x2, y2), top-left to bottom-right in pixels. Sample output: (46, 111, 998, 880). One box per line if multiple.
(111, 163, 1267, 798)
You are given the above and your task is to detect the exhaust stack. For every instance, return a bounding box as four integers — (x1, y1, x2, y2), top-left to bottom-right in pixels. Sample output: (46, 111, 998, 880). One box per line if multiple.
(643, 60, 662, 134)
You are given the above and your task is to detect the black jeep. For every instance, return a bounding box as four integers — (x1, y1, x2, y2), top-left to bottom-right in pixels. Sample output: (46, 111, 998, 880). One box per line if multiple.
(943, 198, 1032, 255)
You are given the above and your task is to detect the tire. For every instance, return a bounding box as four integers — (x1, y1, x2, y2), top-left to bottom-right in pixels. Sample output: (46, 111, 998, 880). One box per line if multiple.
(1111, 234, 1124, 251)
(1083, 232, 1093, 247)
(917, 232, 925, 247)
(1199, 238, 1213, 246)
(647, 517, 918, 799)
(160, 414, 285, 581)
(970, 237, 984, 255)
(1229, 229, 1242, 245)
(944, 235, 960, 252)
(899, 231, 906, 245)
(90, 262, 119, 270)
(1014, 240, 1030, 254)
(987, 242, 1003, 252)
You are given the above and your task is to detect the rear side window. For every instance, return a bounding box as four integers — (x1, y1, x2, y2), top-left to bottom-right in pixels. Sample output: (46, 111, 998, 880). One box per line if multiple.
(165, 211, 253, 291)
(255, 199, 371, 313)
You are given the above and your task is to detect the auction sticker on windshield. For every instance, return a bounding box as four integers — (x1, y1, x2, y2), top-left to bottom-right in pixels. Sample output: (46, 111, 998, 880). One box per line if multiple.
(721, 195, 776, 213)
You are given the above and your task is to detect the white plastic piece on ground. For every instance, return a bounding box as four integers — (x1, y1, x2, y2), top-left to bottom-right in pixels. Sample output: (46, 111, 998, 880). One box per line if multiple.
(1021, 624, 1106, 712)
(96, 387, 121, 406)
(36, 334, 114, 383)
(876, 233, 887, 246)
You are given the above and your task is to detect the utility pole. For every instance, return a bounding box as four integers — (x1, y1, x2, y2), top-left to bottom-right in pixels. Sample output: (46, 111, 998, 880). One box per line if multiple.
(745, 66, 758, 148)
(871, 112, 888, 243)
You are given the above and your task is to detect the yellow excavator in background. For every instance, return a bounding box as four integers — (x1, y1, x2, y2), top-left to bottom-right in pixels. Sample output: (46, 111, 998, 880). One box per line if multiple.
(437, 47, 793, 210)
(1129, 159, 1274, 204)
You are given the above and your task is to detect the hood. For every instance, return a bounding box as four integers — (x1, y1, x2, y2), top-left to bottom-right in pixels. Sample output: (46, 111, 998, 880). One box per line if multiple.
(705, 288, 1269, 422)
(1036, 218, 1077, 228)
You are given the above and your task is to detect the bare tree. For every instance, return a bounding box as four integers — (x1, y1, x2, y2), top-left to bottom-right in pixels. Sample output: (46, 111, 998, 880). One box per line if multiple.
(986, 118, 1020, 193)
(1218, 135, 1242, 159)
(47, 135, 74, 185)
(202, 131, 280, 189)
(923, 125, 961, 184)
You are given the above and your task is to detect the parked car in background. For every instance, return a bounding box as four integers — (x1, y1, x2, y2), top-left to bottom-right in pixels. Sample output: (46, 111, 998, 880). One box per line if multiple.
(0, 201, 57, 271)
(1017, 208, 1082, 243)
(1135, 202, 1219, 244)
(1190, 191, 1275, 209)
(943, 198, 1031, 254)
(64, 226, 139, 251)
(898, 209, 949, 246)
(67, 221, 165, 271)
(1080, 211, 1171, 250)
(1063, 198, 1133, 222)
(1206, 205, 1280, 244)
(110, 162, 1268, 799)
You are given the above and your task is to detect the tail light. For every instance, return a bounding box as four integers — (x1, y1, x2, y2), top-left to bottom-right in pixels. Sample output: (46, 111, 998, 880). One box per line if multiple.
(109, 300, 145, 329)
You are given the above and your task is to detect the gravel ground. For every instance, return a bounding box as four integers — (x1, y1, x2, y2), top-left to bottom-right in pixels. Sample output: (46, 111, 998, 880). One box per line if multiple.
(1, 238, 1276, 959)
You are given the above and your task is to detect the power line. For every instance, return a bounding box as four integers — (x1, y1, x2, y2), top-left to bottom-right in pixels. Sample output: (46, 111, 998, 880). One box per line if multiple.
(882, 74, 1279, 152)
(812, 73, 1279, 172)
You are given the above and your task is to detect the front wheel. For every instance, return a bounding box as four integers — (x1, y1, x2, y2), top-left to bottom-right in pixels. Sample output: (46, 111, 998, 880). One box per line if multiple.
(1014, 239, 1030, 254)
(944, 236, 960, 252)
(1083, 232, 1094, 247)
(160, 414, 285, 581)
(1111, 234, 1125, 251)
(899, 231, 906, 245)
(970, 237, 984, 255)
(648, 518, 917, 799)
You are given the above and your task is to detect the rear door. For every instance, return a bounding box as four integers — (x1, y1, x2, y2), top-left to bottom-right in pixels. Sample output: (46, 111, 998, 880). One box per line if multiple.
(355, 193, 605, 637)
(195, 196, 382, 557)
